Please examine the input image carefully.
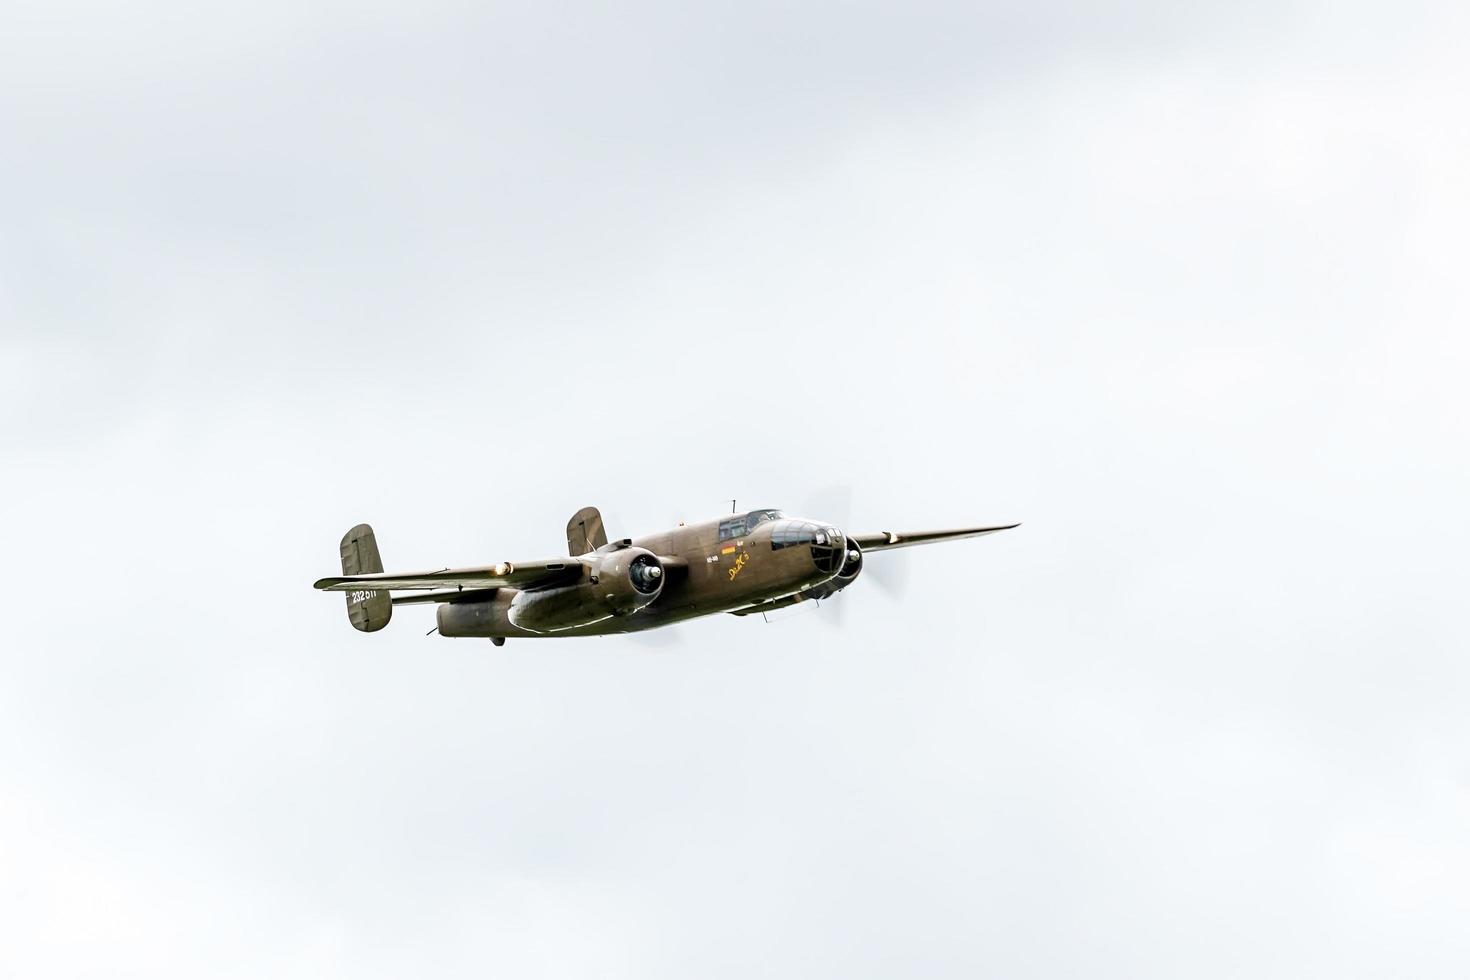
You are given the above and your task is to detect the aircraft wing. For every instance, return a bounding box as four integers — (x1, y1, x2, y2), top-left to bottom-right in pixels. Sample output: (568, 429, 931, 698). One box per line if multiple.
(313, 557, 582, 594)
(849, 523, 1020, 552)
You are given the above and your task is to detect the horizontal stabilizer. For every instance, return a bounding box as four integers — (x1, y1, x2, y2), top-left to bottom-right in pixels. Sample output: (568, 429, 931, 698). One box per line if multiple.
(391, 588, 501, 606)
(315, 557, 582, 594)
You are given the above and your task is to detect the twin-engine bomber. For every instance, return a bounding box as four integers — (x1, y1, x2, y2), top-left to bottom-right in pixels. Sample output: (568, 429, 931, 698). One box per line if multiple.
(313, 506, 1019, 644)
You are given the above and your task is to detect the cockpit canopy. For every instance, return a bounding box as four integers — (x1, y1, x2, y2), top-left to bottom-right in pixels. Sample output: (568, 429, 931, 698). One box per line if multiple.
(770, 520, 839, 550)
(717, 509, 785, 542)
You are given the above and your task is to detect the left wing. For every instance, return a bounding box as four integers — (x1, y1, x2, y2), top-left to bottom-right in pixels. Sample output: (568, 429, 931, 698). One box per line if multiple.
(313, 557, 581, 594)
(849, 523, 1020, 553)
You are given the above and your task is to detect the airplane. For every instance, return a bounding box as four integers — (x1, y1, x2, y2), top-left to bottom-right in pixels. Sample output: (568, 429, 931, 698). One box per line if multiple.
(313, 506, 1019, 644)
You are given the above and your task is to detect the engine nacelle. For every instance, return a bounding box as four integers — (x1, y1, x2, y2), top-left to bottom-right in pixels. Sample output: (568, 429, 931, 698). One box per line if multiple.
(507, 546, 665, 633)
(798, 538, 863, 601)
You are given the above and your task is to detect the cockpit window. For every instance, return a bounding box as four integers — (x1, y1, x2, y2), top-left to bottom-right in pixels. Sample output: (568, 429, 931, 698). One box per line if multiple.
(719, 509, 785, 542)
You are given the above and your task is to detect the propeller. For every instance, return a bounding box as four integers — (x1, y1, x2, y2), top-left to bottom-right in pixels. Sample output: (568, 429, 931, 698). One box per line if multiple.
(629, 554, 664, 593)
(799, 486, 913, 627)
(866, 547, 911, 599)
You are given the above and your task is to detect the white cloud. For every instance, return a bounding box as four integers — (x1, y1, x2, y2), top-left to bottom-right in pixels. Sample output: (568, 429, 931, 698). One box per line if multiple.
(2, 1, 1468, 976)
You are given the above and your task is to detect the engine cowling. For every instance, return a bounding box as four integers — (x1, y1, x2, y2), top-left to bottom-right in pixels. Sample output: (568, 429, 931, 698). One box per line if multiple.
(799, 538, 863, 601)
(507, 547, 665, 633)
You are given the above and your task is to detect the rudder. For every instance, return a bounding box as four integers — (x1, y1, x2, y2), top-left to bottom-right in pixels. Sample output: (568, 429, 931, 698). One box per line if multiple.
(339, 523, 392, 632)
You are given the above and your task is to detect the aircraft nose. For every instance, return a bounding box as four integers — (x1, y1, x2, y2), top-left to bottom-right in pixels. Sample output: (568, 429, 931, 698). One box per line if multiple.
(814, 526, 843, 547)
(811, 526, 847, 574)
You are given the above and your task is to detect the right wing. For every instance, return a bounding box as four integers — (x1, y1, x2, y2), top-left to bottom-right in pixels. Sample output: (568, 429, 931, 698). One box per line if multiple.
(313, 557, 582, 594)
(849, 523, 1020, 552)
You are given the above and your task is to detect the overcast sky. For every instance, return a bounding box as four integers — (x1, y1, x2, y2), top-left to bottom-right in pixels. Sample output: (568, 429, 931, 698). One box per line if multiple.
(3, 0, 1468, 976)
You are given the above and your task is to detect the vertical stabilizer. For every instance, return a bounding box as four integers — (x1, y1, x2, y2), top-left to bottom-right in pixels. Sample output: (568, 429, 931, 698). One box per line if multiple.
(566, 507, 608, 557)
(339, 524, 392, 632)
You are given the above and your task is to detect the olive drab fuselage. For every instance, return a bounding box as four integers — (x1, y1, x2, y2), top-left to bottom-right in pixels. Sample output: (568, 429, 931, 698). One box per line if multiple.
(435, 510, 849, 638)
(315, 508, 1019, 639)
